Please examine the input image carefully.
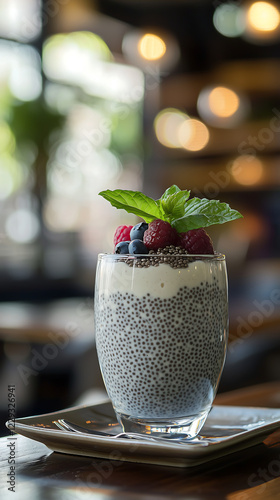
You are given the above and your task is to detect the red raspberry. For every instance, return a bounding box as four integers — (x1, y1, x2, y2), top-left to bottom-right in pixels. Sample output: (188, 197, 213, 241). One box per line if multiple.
(143, 219, 179, 250)
(113, 225, 133, 247)
(179, 228, 214, 254)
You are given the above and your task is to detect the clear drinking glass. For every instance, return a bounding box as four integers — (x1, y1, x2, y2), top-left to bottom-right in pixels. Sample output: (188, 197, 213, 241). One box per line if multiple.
(94, 252, 228, 439)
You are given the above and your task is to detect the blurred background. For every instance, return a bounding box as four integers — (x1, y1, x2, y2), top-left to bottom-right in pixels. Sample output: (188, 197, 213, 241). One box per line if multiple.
(1, 0, 280, 434)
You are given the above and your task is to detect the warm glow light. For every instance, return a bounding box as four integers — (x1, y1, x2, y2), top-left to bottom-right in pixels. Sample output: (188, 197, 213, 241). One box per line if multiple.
(247, 2, 280, 32)
(154, 108, 189, 148)
(122, 30, 180, 73)
(178, 119, 210, 152)
(208, 87, 240, 118)
(231, 155, 264, 185)
(197, 86, 249, 127)
(138, 34, 166, 60)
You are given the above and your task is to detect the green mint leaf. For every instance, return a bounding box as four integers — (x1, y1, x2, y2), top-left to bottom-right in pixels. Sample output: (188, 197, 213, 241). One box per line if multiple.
(161, 192, 190, 221)
(173, 198, 243, 232)
(160, 185, 181, 201)
(99, 189, 163, 222)
(185, 198, 243, 226)
(100, 186, 243, 233)
(172, 214, 209, 232)
(159, 186, 191, 222)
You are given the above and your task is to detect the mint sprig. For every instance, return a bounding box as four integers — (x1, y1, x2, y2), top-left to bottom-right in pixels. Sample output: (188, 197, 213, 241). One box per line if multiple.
(160, 186, 191, 222)
(99, 189, 164, 222)
(99, 185, 242, 231)
(172, 198, 243, 232)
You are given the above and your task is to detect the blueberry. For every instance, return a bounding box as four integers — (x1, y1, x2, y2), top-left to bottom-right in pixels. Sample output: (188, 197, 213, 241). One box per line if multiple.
(128, 239, 149, 254)
(130, 222, 149, 241)
(115, 241, 129, 254)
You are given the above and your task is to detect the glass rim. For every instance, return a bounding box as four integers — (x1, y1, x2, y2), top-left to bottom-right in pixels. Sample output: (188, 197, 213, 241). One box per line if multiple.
(98, 252, 226, 261)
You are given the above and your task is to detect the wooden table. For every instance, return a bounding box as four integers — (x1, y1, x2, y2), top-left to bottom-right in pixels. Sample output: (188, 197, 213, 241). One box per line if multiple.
(1, 382, 280, 499)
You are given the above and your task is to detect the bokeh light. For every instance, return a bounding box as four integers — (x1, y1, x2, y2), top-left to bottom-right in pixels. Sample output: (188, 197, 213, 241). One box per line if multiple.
(247, 1, 280, 32)
(231, 155, 264, 185)
(208, 87, 240, 118)
(43, 31, 112, 86)
(10, 66, 42, 101)
(0, 154, 22, 200)
(0, 41, 42, 101)
(122, 29, 180, 73)
(0, 0, 41, 42)
(213, 3, 245, 38)
(0, 166, 14, 200)
(178, 119, 210, 152)
(5, 209, 40, 243)
(83, 62, 144, 104)
(154, 108, 189, 148)
(43, 32, 144, 104)
(43, 198, 81, 232)
(138, 33, 166, 60)
(44, 83, 80, 115)
(0, 122, 16, 153)
(197, 85, 249, 127)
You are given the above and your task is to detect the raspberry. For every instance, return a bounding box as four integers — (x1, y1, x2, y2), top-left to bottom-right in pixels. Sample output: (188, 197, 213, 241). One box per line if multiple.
(143, 219, 179, 250)
(179, 228, 214, 254)
(113, 225, 133, 247)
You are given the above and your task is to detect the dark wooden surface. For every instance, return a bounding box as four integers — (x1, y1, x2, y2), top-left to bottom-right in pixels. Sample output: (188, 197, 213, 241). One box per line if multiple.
(1, 382, 280, 499)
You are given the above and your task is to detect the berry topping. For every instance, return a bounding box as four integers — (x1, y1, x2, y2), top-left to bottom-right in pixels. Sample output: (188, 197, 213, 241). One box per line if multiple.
(115, 241, 130, 254)
(103, 185, 242, 254)
(143, 219, 179, 251)
(130, 222, 149, 241)
(179, 228, 214, 255)
(128, 239, 149, 254)
(113, 225, 133, 247)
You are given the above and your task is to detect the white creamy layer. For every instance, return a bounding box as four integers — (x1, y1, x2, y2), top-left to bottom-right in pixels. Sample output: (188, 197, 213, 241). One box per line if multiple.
(97, 258, 227, 299)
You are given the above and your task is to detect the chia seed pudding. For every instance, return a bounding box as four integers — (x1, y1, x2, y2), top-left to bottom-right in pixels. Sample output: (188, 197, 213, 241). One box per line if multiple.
(94, 253, 228, 420)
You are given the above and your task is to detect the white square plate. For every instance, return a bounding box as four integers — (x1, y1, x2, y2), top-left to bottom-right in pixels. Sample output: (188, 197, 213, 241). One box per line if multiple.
(6, 401, 280, 468)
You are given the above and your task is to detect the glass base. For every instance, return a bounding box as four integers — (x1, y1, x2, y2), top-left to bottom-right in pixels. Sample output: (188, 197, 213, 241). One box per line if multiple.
(115, 408, 210, 440)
